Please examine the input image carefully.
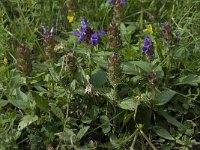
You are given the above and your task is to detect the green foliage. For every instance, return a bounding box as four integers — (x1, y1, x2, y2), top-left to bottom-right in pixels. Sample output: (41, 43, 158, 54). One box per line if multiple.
(0, 0, 200, 149)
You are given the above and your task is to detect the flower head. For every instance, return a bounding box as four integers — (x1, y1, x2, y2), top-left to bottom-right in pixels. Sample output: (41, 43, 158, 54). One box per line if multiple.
(142, 37, 151, 52)
(108, 0, 127, 5)
(107, 23, 122, 50)
(143, 24, 153, 34)
(67, 16, 74, 23)
(73, 18, 106, 46)
(85, 82, 95, 95)
(41, 26, 57, 59)
(41, 26, 55, 38)
(109, 0, 115, 4)
(120, 0, 127, 5)
(4, 57, 8, 65)
(90, 32, 101, 46)
(142, 36, 155, 59)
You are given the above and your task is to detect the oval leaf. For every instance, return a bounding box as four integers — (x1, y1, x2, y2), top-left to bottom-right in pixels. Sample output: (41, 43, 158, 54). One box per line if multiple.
(155, 89, 176, 105)
(155, 128, 174, 140)
(77, 126, 90, 140)
(118, 98, 139, 111)
(18, 115, 38, 130)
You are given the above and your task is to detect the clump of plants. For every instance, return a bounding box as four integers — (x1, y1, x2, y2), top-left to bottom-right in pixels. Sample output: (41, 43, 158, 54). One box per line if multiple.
(0, 0, 200, 149)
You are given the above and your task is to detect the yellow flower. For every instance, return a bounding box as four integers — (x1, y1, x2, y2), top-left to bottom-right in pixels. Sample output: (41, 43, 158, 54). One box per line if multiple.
(67, 16, 74, 23)
(143, 24, 153, 34)
(4, 57, 8, 65)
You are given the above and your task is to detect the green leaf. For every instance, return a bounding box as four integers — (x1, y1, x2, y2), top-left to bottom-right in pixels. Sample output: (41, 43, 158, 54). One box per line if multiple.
(55, 128, 76, 142)
(134, 61, 151, 72)
(32, 92, 49, 112)
(0, 100, 9, 108)
(77, 126, 90, 140)
(93, 57, 108, 69)
(122, 61, 137, 75)
(81, 116, 92, 124)
(158, 109, 183, 128)
(9, 88, 29, 110)
(91, 69, 107, 87)
(95, 51, 112, 56)
(155, 89, 176, 105)
(175, 74, 200, 86)
(18, 115, 38, 130)
(120, 23, 127, 35)
(49, 103, 64, 119)
(118, 98, 139, 111)
(0, 65, 12, 75)
(16, 88, 27, 101)
(100, 115, 111, 134)
(155, 127, 174, 140)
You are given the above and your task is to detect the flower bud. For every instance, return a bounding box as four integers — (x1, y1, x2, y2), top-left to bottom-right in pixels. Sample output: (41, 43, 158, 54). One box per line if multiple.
(107, 23, 122, 50)
(16, 44, 32, 74)
(108, 53, 122, 84)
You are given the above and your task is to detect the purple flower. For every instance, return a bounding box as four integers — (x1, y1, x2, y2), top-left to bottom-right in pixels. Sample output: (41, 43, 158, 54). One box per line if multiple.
(99, 29, 107, 35)
(120, 0, 127, 5)
(74, 30, 80, 36)
(91, 32, 101, 46)
(142, 37, 151, 52)
(73, 18, 106, 46)
(41, 26, 55, 38)
(81, 18, 88, 26)
(109, 0, 115, 4)
(142, 36, 155, 59)
(108, 0, 127, 5)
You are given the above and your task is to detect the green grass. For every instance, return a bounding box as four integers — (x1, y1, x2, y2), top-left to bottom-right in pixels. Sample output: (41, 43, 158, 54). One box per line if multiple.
(0, 0, 200, 149)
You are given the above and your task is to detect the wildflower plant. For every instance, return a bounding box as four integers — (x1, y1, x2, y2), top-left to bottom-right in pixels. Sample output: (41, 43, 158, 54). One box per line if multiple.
(41, 26, 57, 59)
(67, 16, 74, 23)
(73, 18, 106, 46)
(143, 24, 153, 34)
(0, 1, 200, 150)
(142, 36, 155, 60)
(16, 44, 32, 74)
(160, 22, 180, 44)
(109, 0, 127, 21)
(107, 23, 122, 50)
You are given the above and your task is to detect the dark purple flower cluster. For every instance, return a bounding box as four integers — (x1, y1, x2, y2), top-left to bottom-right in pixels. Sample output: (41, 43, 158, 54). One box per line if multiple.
(109, 0, 127, 5)
(74, 18, 106, 46)
(41, 26, 56, 45)
(160, 22, 180, 44)
(142, 36, 155, 59)
(41, 26, 57, 59)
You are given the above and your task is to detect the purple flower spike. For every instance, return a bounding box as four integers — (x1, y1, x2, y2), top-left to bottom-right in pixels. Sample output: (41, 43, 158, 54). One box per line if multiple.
(109, 0, 115, 4)
(142, 36, 151, 52)
(142, 36, 155, 59)
(91, 33, 101, 46)
(99, 29, 106, 35)
(120, 0, 127, 5)
(73, 18, 105, 46)
(74, 30, 80, 36)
